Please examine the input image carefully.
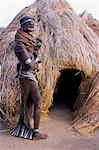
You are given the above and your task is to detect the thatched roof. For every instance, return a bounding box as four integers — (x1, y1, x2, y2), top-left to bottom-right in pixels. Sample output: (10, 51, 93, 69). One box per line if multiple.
(0, 0, 99, 134)
(80, 10, 99, 37)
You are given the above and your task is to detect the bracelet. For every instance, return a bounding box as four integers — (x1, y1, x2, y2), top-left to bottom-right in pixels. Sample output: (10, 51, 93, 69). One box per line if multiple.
(35, 57, 39, 63)
(25, 58, 32, 64)
(33, 129, 39, 133)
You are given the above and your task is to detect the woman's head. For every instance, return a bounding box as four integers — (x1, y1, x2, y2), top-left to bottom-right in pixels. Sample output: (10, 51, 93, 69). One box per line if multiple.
(20, 16, 35, 32)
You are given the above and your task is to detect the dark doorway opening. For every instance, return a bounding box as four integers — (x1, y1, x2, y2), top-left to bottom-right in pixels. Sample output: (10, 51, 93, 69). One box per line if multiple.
(51, 69, 83, 113)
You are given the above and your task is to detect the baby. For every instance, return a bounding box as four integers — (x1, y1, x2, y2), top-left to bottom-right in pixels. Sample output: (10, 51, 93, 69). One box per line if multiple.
(33, 38, 42, 64)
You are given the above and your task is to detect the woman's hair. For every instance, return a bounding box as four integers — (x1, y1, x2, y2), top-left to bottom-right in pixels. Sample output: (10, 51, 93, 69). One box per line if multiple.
(20, 16, 35, 27)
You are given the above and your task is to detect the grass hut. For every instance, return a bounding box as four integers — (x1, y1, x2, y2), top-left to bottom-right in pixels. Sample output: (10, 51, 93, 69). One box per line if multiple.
(0, 0, 99, 134)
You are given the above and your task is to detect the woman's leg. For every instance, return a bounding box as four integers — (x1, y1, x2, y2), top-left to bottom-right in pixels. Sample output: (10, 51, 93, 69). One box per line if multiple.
(29, 80, 48, 139)
(19, 78, 31, 127)
(26, 92, 34, 127)
(29, 81, 42, 129)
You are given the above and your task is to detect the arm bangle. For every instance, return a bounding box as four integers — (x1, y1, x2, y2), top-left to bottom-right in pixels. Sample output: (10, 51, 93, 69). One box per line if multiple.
(25, 58, 32, 64)
(35, 57, 39, 63)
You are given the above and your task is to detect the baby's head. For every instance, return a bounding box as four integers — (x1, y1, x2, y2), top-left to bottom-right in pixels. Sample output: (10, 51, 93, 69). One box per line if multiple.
(34, 38, 42, 51)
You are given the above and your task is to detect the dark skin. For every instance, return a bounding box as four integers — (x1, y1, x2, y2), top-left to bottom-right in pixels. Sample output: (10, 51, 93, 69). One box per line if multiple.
(19, 78, 42, 130)
(10, 20, 47, 140)
(21, 20, 35, 32)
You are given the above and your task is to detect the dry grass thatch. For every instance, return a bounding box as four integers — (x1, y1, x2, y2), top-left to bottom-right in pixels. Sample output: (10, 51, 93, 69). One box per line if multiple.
(80, 10, 99, 37)
(0, 0, 99, 134)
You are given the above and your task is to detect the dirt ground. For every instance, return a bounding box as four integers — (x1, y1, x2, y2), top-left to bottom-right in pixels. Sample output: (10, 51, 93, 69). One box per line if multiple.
(0, 104, 99, 150)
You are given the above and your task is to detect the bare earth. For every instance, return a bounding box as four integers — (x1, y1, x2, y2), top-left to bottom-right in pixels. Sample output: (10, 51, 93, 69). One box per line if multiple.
(0, 105, 99, 150)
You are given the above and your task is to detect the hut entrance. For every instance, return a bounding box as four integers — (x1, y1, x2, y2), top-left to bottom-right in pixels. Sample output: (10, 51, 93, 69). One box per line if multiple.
(51, 69, 82, 118)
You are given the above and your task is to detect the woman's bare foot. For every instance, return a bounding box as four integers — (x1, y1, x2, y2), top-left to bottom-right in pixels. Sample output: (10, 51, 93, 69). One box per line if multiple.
(33, 132, 48, 140)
